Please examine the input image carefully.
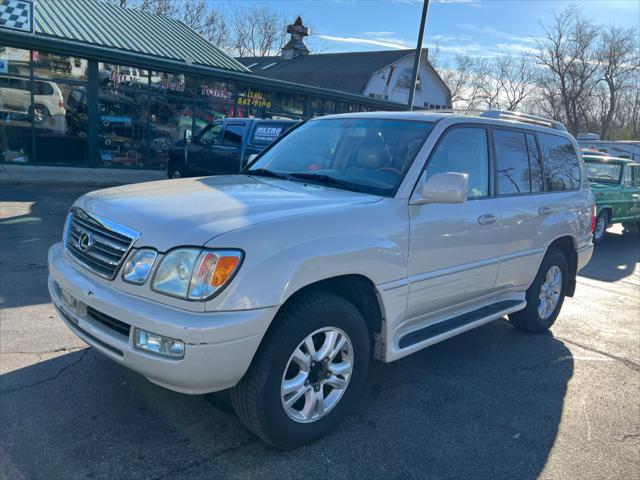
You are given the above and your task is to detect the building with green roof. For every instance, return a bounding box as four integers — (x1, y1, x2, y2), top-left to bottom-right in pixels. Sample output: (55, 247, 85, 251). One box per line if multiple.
(0, 0, 401, 169)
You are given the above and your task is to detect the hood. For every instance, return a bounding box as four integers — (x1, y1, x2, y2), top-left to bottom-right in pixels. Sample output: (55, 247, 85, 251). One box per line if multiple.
(76, 175, 380, 251)
(588, 181, 618, 190)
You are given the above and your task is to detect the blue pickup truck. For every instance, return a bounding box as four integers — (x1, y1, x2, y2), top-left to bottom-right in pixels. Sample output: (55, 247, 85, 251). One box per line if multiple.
(167, 118, 298, 178)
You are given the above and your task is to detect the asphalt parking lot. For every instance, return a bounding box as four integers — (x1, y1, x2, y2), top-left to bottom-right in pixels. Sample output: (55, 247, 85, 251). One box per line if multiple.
(1, 184, 638, 480)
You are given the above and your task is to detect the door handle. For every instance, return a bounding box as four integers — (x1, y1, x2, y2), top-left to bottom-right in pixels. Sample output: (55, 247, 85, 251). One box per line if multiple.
(538, 206, 553, 216)
(478, 214, 497, 225)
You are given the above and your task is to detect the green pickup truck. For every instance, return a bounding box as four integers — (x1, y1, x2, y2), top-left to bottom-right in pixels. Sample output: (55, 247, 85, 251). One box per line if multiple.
(583, 154, 640, 245)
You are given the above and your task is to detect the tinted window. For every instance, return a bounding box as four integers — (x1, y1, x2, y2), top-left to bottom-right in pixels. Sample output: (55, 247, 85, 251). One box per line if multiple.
(494, 129, 530, 195)
(526, 133, 544, 192)
(223, 124, 244, 147)
(425, 127, 489, 198)
(33, 81, 54, 96)
(539, 133, 581, 191)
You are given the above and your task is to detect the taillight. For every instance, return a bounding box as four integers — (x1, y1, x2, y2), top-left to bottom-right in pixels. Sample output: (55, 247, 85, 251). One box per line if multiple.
(590, 205, 597, 233)
(59, 99, 65, 108)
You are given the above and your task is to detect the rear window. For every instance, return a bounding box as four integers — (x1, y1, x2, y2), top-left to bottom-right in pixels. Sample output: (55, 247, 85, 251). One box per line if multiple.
(538, 133, 581, 191)
(251, 124, 287, 146)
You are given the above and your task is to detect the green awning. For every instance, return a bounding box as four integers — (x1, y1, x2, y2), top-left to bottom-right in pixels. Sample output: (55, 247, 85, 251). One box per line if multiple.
(34, 0, 248, 72)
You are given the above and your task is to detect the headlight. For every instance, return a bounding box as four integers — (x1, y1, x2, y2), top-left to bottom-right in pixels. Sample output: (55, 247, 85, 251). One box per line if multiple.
(151, 248, 242, 300)
(122, 249, 157, 284)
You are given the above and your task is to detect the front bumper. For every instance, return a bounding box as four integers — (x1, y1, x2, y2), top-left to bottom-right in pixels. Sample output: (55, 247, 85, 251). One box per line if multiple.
(48, 242, 278, 394)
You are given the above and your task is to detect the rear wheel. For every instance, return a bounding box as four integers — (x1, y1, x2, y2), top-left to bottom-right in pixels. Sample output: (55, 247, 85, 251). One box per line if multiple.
(592, 211, 609, 245)
(230, 292, 369, 449)
(29, 104, 49, 123)
(509, 249, 569, 333)
(168, 163, 186, 179)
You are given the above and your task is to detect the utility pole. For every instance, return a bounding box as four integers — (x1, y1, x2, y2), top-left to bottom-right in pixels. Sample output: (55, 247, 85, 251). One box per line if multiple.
(407, 0, 430, 111)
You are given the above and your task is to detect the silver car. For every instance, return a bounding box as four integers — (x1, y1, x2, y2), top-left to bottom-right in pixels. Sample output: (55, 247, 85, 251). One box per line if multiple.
(48, 110, 595, 448)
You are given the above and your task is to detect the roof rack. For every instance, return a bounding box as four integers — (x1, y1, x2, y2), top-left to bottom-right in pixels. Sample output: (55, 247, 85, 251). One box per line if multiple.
(479, 110, 567, 132)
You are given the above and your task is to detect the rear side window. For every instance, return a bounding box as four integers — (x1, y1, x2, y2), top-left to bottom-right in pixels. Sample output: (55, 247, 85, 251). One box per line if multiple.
(494, 129, 531, 195)
(251, 124, 286, 146)
(538, 133, 581, 191)
(222, 124, 244, 147)
(425, 127, 489, 198)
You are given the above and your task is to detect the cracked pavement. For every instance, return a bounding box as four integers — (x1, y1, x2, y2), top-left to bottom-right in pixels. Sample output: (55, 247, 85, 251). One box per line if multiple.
(1, 185, 639, 479)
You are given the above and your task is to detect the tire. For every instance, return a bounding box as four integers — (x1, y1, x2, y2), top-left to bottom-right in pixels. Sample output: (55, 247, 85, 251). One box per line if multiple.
(509, 249, 569, 333)
(592, 211, 609, 245)
(29, 104, 49, 124)
(230, 291, 370, 449)
(168, 163, 186, 179)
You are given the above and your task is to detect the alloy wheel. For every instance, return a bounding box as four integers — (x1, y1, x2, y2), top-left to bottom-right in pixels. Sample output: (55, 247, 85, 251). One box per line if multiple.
(538, 265, 562, 320)
(281, 327, 353, 423)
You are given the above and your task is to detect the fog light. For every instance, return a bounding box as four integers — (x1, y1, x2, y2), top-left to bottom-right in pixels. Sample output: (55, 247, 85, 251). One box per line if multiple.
(133, 328, 185, 358)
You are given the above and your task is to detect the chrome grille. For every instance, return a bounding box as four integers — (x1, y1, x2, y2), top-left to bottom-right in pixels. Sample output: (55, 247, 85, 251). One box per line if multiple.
(64, 208, 138, 279)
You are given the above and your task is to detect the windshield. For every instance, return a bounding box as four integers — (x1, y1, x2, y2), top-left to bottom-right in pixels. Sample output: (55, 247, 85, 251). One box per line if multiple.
(246, 118, 434, 196)
(585, 160, 622, 183)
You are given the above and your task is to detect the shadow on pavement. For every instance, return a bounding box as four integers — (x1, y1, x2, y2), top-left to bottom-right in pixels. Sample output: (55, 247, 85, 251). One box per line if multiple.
(0, 186, 90, 309)
(0, 320, 573, 480)
(578, 230, 639, 283)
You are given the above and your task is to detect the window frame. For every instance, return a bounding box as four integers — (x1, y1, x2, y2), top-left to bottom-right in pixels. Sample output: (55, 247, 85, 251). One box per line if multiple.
(489, 125, 548, 198)
(417, 123, 494, 200)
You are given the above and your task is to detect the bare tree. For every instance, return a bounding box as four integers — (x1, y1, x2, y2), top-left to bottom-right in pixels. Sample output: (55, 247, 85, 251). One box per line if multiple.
(535, 5, 600, 135)
(180, 0, 229, 51)
(495, 54, 536, 111)
(595, 25, 639, 138)
(230, 3, 288, 57)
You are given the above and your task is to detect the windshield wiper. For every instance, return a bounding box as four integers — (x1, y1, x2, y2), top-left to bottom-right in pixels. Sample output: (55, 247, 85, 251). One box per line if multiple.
(288, 173, 364, 193)
(246, 168, 294, 180)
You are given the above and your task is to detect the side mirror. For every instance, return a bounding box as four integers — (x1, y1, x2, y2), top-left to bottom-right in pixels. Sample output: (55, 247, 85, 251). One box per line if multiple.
(184, 129, 192, 144)
(247, 154, 258, 163)
(411, 172, 468, 205)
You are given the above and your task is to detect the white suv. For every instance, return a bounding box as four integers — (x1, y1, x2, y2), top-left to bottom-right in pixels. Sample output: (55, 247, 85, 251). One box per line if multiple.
(48, 111, 594, 448)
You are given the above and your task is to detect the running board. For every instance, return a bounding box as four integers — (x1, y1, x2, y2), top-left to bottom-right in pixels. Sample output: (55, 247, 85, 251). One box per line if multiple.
(398, 300, 525, 349)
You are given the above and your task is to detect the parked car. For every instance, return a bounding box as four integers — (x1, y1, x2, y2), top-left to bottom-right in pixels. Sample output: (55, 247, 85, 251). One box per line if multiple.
(48, 110, 594, 448)
(583, 154, 640, 244)
(166, 118, 298, 178)
(0, 75, 65, 122)
(577, 133, 640, 161)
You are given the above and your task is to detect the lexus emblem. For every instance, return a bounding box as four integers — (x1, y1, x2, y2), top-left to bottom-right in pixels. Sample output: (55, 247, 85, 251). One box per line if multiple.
(78, 231, 94, 252)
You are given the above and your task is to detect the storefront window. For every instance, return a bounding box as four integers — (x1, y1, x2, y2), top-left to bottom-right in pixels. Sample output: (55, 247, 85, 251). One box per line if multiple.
(151, 71, 196, 97)
(34, 80, 88, 165)
(307, 97, 324, 117)
(235, 86, 273, 118)
(99, 63, 150, 90)
(98, 88, 147, 168)
(196, 79, 236, 130)
(148, 95, 192, 169)
(268, 92, 305, 119)
(32, 50, 88, 82)
(0, 46, 30, 77)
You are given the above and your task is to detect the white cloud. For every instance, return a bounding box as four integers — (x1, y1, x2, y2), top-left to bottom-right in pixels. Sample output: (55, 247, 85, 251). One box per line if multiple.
(457, 23, 535, 43)
(315, 34, 412, 50)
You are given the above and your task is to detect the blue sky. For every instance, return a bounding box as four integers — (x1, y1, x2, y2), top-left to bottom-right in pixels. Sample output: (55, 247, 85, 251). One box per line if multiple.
(221, 0, 639, 60)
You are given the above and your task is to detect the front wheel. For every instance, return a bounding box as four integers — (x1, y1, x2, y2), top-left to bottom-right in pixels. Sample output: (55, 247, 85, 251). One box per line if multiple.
(230, 292, 370, 449)
(168, 163, 186, 179)
(509, 249, 569, 333)
(592, 211, 609, 245)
